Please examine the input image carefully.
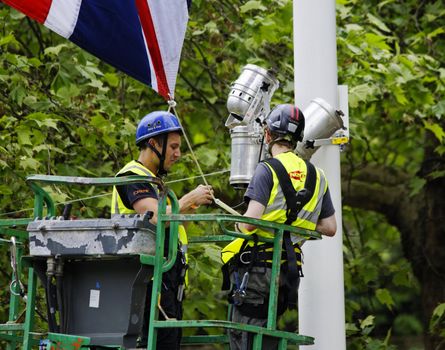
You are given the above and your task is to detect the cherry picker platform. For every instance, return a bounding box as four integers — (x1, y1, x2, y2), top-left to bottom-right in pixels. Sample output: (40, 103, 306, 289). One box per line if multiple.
(0, 174, 320, 349)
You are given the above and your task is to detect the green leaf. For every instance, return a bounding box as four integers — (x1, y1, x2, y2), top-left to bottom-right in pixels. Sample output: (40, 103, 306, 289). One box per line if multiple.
(44, 44, 69, 56)
(427, 27, 445, 40)
(88, 79, 106, 90)
(0, 184, 13, 195)
(51, 70, 72, 92)
(56, 85, 81, 99)
(409, 176, 426, 197)
(19, 157, 40, 171)
(90, 114, 108, 129)
(104, 73, 119, 87)
(240, 1, 266, 13)
(364, 33, 391, 51)
(392, 85, 409, 105)
(345, 322, 360, 335)
(376, 288, 395, 310)
(424, 121, 445, 143)
(16, 127, 32, 146)
(432, 100, 445, 118)
(349, 84, 375, 108)
(367, 14, 391, 33)
(26, 113, 59, 130)
(10, 85, 27, 106)
(28, 57, 42, 67)
(393, 270, 410, 287)
(0, 159, 9, 169)
(429, 170, 445, 180)
(0, 33, 18, 47)
(430, 303, 445, 331)
(432, 303, 445, 319)
(76, 166, 99, 176)
(360, 315, 375, 329)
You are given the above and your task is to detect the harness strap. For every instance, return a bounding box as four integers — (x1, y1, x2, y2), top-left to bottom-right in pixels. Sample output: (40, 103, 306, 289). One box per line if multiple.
(283, 232, 298, 308)
(221, 235, 257, 291)
(146, 133, 169, 176)
(262, 156, 316, 308)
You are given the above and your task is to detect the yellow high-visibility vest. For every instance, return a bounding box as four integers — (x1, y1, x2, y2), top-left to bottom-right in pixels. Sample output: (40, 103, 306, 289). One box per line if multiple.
(221, 152, 327, 264)
(111, 160, 188, 257)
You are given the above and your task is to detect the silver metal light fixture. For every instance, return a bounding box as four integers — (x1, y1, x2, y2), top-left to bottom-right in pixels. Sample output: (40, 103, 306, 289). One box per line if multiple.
(225, 64, 279, 128)
(296, 98, 346, 160)
(225, 66, 346, 188)
(225, 64, 279, 188)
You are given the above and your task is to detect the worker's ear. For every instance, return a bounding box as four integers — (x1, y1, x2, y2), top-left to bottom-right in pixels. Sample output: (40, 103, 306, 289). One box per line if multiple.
(264, 128, 272, 143)
(148, 138, 159, 148)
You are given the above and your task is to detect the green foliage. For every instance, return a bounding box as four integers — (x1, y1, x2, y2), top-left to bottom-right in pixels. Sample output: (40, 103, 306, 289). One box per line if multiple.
(1, 0, 444, 348)
(430, 303, 445, 345)
(346, 315, 398, 350)
(343, 207, 422, 346)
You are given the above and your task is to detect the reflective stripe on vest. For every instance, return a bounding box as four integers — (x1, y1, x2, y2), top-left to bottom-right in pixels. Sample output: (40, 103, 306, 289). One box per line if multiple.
(260, 152, 327, 234)
(221, 152, 326, 264)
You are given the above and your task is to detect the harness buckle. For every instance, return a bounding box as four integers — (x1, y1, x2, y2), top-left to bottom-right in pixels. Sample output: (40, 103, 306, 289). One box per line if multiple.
(239, 251, 252, 264)
(232, 289, 246, 305)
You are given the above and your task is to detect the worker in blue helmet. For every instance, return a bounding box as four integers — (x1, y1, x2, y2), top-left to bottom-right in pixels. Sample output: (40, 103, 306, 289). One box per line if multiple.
(111, 111, 213, 349)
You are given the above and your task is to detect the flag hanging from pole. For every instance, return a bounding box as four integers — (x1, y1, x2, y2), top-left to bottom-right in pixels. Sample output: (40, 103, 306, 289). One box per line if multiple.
(2, 0, 191, 100)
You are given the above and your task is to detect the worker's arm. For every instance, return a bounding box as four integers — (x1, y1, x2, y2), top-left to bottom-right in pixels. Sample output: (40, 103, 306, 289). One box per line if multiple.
(239, 200, 337, 236)
(316, 214, 337, 237)
(238, 199, 266, 232)
(133, 184, 213, 224)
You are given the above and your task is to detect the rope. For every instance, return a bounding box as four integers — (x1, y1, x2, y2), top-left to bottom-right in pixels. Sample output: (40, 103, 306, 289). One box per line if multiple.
(168, 98, 240, 216)
(166, 169, 229, 184)
(167, 99, 215, 201)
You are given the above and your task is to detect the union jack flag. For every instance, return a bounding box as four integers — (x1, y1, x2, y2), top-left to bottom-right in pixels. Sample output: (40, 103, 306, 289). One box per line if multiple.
(2, 0, 191, 99)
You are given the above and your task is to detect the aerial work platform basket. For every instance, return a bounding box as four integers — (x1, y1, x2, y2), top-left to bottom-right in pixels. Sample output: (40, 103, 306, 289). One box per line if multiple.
(0, 175, 321, 349)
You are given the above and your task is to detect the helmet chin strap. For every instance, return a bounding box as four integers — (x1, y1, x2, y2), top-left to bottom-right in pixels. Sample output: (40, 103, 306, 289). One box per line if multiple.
(147, 133, 169, 176)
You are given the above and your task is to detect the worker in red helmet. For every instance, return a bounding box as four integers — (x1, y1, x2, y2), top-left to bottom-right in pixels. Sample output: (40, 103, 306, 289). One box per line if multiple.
(112, 111, 213, 349)
(221, 104, 337, 350)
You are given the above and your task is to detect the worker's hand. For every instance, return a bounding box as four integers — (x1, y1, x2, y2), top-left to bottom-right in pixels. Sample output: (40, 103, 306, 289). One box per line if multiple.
(190, 184, 214, 207)
(179, 185, 214, 212)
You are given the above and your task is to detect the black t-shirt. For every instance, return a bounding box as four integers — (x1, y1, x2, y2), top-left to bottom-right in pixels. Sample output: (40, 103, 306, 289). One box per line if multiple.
(116, 163, 158, 210)
(245, 162, 335, 219)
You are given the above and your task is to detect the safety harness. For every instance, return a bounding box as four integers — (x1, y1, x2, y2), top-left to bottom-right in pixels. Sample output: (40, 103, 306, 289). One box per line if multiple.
(265, 157, 316, 309)
(222, 157, 316, 314)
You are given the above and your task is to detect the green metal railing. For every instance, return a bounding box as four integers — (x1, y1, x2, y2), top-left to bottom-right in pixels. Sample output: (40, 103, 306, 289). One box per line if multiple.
(0, 174, 321, 349)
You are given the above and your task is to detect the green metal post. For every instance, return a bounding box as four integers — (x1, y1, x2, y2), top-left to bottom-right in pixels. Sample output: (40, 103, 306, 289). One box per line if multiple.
(22, 266, 37, 350)
(277, 337, 288, 350)
(160, 191, 179, 274)
(266, 229, 284, 330)
(146, 194, 168, 350)
(252, 333, 263, 350)
(29, 182, 55, 218)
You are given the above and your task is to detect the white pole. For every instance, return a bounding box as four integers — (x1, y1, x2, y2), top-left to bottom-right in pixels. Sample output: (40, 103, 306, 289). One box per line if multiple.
(294, 1, 346, 350)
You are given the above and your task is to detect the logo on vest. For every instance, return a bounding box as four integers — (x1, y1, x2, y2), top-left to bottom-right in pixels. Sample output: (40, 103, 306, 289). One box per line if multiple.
(133, 189, 151, 196)
(288, 170, 305, 181)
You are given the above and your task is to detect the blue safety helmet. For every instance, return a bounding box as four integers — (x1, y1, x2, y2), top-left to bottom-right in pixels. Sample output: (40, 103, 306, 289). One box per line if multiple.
(136, 111, 182, 146)
(266, 104, 305, 142)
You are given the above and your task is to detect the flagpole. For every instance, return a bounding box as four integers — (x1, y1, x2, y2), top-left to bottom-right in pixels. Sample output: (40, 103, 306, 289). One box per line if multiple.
(293, 1, 346, 349)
